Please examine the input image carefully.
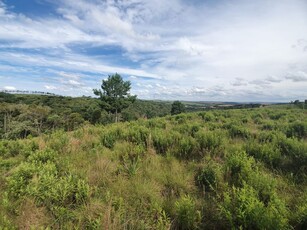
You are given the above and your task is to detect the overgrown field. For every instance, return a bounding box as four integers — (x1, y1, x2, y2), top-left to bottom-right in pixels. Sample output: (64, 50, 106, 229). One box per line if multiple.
(0, 107, 307, 229)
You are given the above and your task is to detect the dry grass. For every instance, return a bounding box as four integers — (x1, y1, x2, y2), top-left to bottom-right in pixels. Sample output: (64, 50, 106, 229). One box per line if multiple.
(87, 154, 116, 187)
(16, 198, 51, 229)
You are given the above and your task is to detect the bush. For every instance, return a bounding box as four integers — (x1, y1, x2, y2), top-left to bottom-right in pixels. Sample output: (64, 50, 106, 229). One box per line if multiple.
(0, 140, 26, 158)
(146, 118, 167, 129)
(195, 163, 219, 192)
(174, 195, 200, 230)
(203, 112, 215, 122)
(257, 130, 285, 143)
(7, 162, 37, 198)
(27, 149, 57, 164)
(176, 136, 199, 159)
(100, 126, 122, 149)
(286, 121, 307, 139)
(248, 170, 277, 206)
(224, 151, 254, 186)
(294, 196, 307, 229)
(245, 141, 281, 168)
(116, 142, 145, 177)
(276, 137, 307, 180)
(228, 124, 250, 139)
(29, 173, 89, 208)
(152, 130, 180, 155)
(123, 125, 150, 148)
(174, 123, 200, 137)
(0, 141, 9, 157)
(268, 111, 286, 120)
(261, 120, 276, 131)
(219, 183, 289, 230)
(47, 130, 69, 153)
(195, 130, 225, 155)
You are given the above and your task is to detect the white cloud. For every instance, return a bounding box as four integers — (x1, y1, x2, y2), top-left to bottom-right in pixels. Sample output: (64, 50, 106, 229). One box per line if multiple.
(265, 76, 282, 83)
(3, 86, 16, 90)
(285, 71, 307, 82)
(44, 85, 57, 90)
(0, 0, 307, 101)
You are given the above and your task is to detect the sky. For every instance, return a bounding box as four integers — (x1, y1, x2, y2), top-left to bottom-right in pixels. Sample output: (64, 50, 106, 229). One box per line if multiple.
(0, 0, 307, 102)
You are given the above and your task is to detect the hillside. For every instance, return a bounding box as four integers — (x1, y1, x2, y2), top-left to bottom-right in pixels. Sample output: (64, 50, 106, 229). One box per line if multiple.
(0, 92, 171, 139)
(0, 107, 307, 229)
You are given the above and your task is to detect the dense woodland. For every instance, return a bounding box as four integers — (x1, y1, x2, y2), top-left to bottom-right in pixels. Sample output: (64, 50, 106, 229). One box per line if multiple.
(0, 92, 171, 139)
(0, 98, 307, 229)
(0, 92, 268, 140)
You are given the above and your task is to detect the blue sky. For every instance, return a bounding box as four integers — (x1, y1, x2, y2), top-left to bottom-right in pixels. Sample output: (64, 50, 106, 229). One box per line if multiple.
(0, 0, 307, 101)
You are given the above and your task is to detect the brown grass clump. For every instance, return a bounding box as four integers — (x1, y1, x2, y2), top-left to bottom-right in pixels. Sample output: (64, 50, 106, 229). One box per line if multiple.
(16, 198, 51, 229)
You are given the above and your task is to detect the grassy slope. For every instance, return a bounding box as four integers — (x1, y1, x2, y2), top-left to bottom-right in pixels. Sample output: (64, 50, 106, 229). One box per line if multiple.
(0, 107, 307, 229)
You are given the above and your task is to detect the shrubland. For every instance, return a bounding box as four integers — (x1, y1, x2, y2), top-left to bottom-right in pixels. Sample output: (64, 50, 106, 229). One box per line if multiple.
(0, 106, 306, 229)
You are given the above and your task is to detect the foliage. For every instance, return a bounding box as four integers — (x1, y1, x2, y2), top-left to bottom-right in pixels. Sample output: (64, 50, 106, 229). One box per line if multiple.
(171, 101, 186, 115)
(219, 183, 289, 230)
(0, 106, 306, 229)
(0, 93, 171, 138)
(93, 73, 136, 122)
(174, 195, 201, 229)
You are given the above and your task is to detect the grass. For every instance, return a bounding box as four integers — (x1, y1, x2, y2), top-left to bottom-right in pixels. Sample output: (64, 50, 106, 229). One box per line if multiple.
(0, 106, 306, 229)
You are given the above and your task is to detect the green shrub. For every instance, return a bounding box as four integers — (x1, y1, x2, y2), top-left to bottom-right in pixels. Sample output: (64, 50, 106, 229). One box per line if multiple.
(248, 170, 277, 206)
(174, 123, 200, 137)
(0, 157, 20, 171)
(47, 130, 69, 153)
(219, 183, 289, 230)
(0, 212, 15, 230)
(251, 112, 264, 122)
(117, 143, 145, 177)
(152, 130, 180, 155)
(228, 124, 250, 139)
(123, 125, 150, 148)
(175, 114, 188, 124)
(286, 121, 307, 139)
(29, 173, 89, 208)
(276, 137, 307, 181)
(195, 163, 219, 192)
(22, 140, 39, 158)
(245, 141, 281, 168)
(268, 111, 286, 120)
(195, 130, 225, 155)
(146, 119, 167, 129)
(294, 196, 307, 229)
(175, 136, 199, 159)
(0, 140, 25, 157)
(257, 130, 285, 143)
(203, 112, 215, 122)
(0, 141, 9, 157)
(224, 151, 254, 186)
(174, 195, 200, 230)
(261, 120, 276, 131)
(27, 149, 57, 164)
(100, 126, 123, 149)
(7, 162, 37, 198)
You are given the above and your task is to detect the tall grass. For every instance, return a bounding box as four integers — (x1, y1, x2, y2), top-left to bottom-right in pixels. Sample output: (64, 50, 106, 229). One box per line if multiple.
(0, 107, 306, 229)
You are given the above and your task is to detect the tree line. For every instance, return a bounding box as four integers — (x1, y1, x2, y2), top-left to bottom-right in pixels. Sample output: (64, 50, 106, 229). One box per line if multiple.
(0, 74, 174, 139)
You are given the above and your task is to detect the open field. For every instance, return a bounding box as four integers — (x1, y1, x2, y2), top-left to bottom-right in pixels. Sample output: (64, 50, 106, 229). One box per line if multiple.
(0, 107, 306, 229)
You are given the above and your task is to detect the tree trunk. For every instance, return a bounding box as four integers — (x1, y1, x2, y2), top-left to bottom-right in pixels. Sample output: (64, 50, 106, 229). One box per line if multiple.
(115, 109, 118, 123)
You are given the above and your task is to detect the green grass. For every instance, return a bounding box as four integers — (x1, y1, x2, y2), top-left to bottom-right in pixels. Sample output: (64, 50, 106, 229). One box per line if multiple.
(0, 107, 306, 229)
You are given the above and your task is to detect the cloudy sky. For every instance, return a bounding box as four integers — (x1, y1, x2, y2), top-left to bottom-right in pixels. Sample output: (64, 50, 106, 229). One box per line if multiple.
(0, 0, 307, 101)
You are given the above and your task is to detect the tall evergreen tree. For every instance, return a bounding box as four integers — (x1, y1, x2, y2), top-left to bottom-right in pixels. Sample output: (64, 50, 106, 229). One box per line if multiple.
(93, 73, 136, 122)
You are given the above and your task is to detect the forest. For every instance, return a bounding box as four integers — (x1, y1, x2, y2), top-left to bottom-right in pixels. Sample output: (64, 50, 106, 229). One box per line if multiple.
(0, 98, 306, 229)
(0, 92, 172, 139)
(0, 91, 265, 140)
